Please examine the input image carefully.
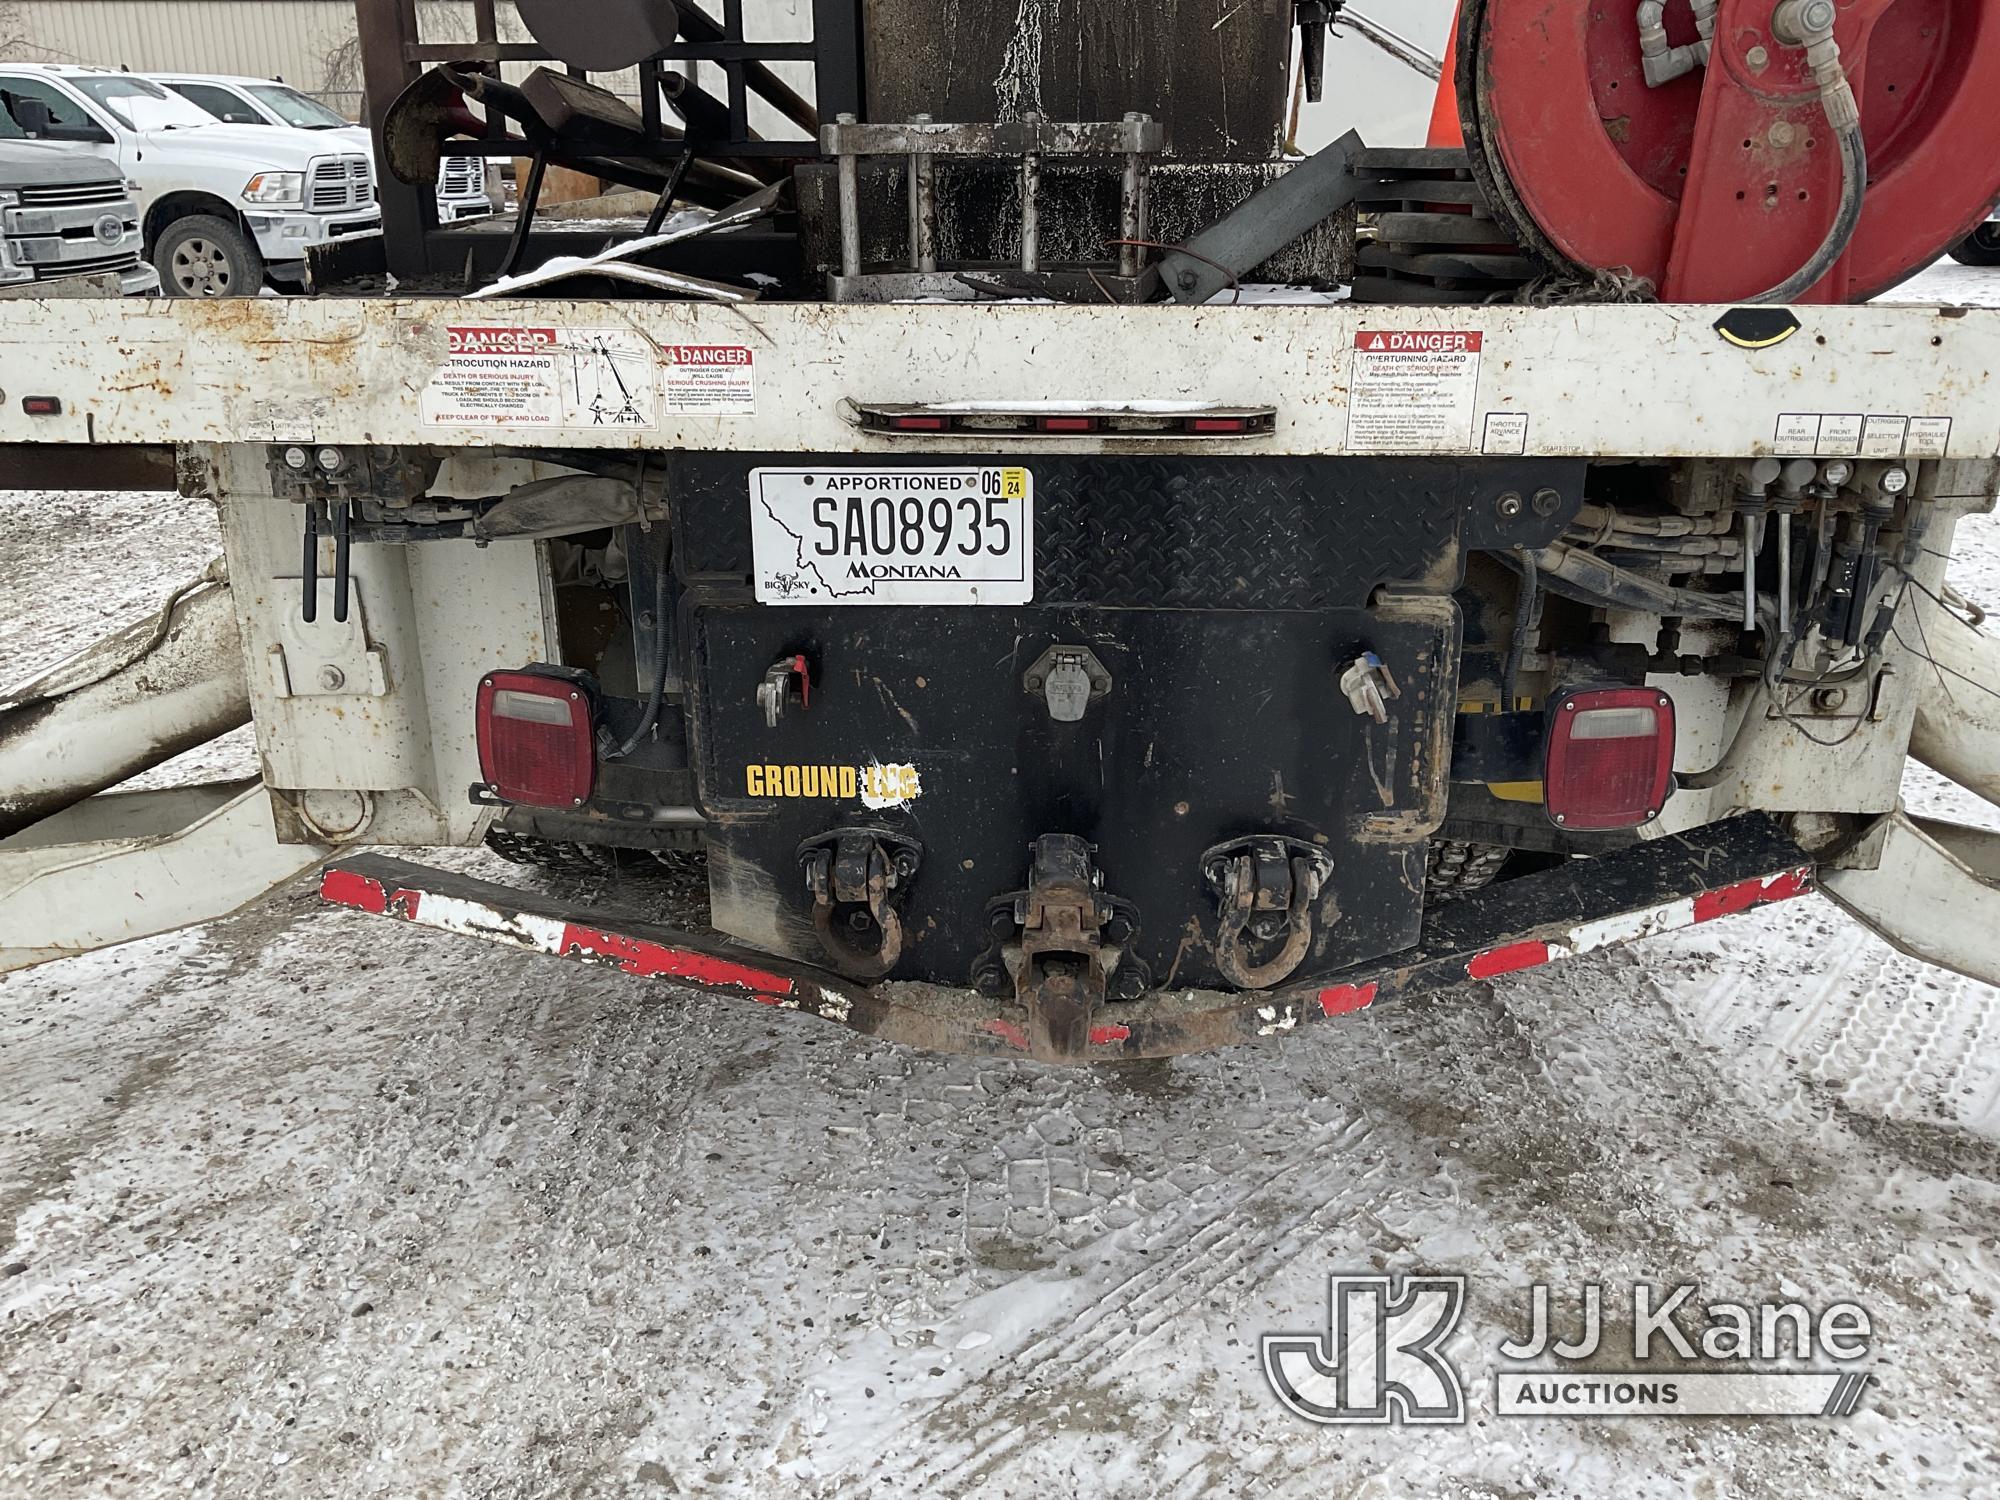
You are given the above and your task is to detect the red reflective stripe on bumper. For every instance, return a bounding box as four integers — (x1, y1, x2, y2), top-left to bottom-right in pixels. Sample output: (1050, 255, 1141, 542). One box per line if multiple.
(558, 924, 796, 997)
(1693, 867, 1812, 923)
(321, 867, 421, 918)
(983, 1018, 1031, 1050)
(1467, 940, 1552, 980)
(1318, 982, 1379, 1017)
(1089, 1022, 1132, 1044)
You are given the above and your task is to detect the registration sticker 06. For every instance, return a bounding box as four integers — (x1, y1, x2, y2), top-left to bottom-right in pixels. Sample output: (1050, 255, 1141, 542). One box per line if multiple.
(749, 466, 1034, 606)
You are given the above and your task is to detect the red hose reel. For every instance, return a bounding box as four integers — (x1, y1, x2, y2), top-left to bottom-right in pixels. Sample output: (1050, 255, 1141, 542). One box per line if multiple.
(1439, 0, 2000, 302)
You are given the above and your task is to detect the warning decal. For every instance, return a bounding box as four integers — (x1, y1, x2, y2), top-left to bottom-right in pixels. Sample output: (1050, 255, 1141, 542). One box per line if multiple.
(422, 326, 658, 429)
(663, 344, 756, 415)
(1348, 330, 1483, 453)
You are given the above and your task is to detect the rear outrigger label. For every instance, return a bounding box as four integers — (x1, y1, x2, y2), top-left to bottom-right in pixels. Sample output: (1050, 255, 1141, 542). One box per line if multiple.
(1348, 330, 1483, 453)
(662, 344, 756, 415)
(744, 762, 922, 806)
(422, 326, 658, 429)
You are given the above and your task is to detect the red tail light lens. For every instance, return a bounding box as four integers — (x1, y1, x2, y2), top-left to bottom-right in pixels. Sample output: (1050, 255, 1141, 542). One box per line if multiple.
(1544, 687, 1676, 831)
(476, 671, 595, 808)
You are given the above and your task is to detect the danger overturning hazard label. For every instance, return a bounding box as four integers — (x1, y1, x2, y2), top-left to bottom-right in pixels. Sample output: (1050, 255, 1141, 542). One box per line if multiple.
(1347, 329, 1485, 453)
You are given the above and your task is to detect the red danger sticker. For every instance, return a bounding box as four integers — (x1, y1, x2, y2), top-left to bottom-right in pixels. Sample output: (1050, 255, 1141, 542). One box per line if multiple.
(447, 326, 558, 355)
(1355, 330, 1483, 354)
(666, 345, 752, 366)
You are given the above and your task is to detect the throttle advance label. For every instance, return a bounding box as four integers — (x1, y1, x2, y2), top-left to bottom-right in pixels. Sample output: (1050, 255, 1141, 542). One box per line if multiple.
(422, 326, 657, 429)
(1347, 329, 1483, 453)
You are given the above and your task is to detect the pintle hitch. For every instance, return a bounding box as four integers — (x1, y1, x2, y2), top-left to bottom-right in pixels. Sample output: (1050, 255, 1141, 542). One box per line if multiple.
(1202, 835, 1336, 990)
(972, 835, 1149, 1062)
(798, 829, 922, 979)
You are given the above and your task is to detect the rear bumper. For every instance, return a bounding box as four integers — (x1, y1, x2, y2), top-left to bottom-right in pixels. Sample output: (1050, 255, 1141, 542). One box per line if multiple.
(321, 813, 1814, 1064)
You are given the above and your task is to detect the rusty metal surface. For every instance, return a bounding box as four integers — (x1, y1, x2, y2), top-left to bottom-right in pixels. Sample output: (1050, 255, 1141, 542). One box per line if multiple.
(2, 297, 1997, 462)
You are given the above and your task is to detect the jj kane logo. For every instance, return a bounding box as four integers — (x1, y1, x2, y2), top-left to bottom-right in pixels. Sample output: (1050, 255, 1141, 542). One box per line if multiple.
(1264, 1276, 1873, 1424)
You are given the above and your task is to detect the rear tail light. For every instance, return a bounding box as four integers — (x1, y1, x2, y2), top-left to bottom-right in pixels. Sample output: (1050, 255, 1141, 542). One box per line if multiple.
(1544, 687, 1676, 831)
(476, 670, 595, 808)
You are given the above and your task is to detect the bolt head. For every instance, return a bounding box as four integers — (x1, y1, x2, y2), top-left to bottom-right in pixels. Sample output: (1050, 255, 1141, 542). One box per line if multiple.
(316, 664, 346, 691)
(1746, 45, 1770, 70)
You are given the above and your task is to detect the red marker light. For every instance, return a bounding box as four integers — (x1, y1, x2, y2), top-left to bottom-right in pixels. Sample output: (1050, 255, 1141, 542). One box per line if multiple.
(1544, 687, 1677, 831)
(476, 671, 596, 808)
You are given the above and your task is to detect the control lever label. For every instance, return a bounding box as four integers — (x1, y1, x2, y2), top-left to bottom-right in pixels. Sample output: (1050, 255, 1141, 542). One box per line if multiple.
(1347, 330, 1484, 454)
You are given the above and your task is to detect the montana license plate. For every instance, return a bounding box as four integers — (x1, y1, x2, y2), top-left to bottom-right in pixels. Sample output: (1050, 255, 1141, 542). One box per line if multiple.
(749, 466, 1033, 605)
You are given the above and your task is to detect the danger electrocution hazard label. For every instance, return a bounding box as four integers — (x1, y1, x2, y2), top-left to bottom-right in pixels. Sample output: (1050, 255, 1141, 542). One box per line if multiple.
(422, 325, 658, 429)
(1347, 329, 1484, 453)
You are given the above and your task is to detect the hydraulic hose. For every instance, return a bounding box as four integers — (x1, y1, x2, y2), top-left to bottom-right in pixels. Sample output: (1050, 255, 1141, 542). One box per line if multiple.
(1752, 4, 1866, 304)
(1753, 126, 1867, 305)
(1527, 541, 1747, 621)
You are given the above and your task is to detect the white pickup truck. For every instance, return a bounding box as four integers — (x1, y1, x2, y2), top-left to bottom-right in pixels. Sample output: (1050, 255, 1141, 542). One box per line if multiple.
(0, 64, 380, 295)
(148, 73, 500, 227)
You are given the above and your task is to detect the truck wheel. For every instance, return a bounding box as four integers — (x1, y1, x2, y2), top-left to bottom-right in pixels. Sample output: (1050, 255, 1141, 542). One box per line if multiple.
(1950, 225, 2000, 268)
(484, 827, 680, 876)
(153, 215, 263, 297)
(1425, 840, 1511, 902)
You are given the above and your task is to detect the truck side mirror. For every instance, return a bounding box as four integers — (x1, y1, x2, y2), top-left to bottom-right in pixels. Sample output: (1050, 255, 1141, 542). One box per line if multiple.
(10, 97, 52, 137)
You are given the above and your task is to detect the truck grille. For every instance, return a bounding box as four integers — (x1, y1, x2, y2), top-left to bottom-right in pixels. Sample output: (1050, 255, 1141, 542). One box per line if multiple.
(307, 155, 374, 213)
(17, 179, 128, 209)
(438, 156, 483, 198)
(31, 249, 139, 281)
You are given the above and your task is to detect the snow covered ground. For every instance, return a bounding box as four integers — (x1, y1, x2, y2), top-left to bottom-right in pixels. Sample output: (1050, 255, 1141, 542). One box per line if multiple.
(5, 264, 2000, 1498)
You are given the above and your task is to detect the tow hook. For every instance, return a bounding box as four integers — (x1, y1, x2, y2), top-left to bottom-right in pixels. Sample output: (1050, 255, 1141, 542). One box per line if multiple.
(971, 834, 1149, 1062)
(798, 829, 922, 979)
(757, 654, 812, 728)
(1202, 836, 1336, 990)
